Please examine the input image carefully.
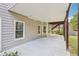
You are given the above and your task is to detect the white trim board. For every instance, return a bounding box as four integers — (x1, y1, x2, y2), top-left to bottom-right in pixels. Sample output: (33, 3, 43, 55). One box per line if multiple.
(14, 20, 25, 41)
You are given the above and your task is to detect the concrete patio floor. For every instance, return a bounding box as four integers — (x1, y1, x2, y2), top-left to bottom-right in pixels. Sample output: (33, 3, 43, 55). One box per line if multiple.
(7, 35, 70, 56)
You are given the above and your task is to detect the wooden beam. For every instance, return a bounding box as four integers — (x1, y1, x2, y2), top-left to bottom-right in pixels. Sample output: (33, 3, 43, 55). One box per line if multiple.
(51, 24, 60, 30)
(49, 21, 64, 25)
(78, 3, 79, 56)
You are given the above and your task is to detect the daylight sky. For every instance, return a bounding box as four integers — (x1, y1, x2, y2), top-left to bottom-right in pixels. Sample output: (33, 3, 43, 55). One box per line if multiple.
(69, 3, 78, 17)
(68, 3, 78, 22)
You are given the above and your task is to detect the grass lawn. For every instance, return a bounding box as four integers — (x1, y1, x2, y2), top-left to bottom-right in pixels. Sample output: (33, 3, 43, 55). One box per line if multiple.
(69, 36, 77, 56)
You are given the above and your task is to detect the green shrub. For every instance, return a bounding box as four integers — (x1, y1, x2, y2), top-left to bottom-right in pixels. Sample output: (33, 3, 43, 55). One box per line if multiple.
(49, 29, 63, 35)
(2, 51, 18, 56)
(59, 29, 63, 35)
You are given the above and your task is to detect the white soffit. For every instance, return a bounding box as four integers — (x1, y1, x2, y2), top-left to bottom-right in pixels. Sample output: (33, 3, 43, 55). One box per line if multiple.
(10, 3, 69, 22)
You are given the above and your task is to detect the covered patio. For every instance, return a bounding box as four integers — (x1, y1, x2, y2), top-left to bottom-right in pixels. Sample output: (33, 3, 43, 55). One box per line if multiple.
(0, 3, 77, 56)
(0, 3, 79, 56)
(7, 3, 71, 56)
(6, 35, 70, 56)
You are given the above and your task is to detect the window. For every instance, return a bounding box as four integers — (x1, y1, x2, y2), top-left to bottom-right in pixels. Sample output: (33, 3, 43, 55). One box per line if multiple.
(43, 26, 46, 33)
(15, 20, 25, 40)
(38, 26, 40, 34)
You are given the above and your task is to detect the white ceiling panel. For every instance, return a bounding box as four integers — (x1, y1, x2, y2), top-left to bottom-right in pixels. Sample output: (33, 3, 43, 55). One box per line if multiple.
(10, 3, 69, 22)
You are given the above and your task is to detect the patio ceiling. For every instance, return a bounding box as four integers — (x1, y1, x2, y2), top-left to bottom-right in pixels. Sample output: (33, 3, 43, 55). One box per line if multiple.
(9, 3, 69, 22)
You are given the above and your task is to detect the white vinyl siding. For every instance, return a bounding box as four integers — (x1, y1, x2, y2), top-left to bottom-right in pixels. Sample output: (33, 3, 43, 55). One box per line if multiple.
(0, 17, 1, 51)
(0, 3, 42, 51)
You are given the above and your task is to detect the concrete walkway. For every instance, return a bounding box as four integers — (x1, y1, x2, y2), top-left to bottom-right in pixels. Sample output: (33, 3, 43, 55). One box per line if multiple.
(7, 35, 70, 56)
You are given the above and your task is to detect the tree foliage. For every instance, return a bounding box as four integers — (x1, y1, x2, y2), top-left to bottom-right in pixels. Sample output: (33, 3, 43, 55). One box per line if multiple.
(70, 14, 77, 30)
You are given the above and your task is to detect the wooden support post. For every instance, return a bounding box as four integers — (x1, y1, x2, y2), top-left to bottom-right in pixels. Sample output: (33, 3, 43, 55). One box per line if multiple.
(64, 4, 71, 50)
(59, 24, 60, 34)
(66, 19, 69, 49)
(64, 19, 69, 49)
(78, 3, 79, 56)
(63, 23, 65, 41)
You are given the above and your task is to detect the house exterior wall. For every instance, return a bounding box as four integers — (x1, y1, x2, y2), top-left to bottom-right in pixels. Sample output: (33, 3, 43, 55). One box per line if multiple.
(42, 22, 47, 37)
(0, 17, 1, 51)
(0, 3, 43, 51)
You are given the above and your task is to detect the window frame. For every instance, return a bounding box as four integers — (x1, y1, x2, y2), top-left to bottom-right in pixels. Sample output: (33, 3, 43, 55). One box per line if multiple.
(43, 26, 46, 33)
(38, 26, 41, 34)
(14, 20, 25, 40)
